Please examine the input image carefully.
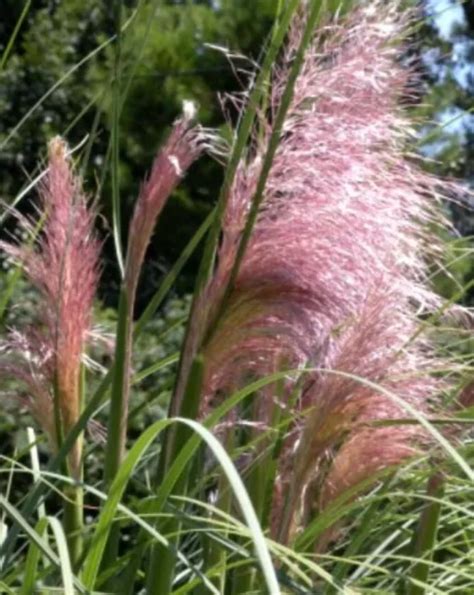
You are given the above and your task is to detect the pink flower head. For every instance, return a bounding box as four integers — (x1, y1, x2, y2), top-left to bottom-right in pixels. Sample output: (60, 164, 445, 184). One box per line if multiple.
(125, 105, 203, 300)
(1, 137, 100, 475)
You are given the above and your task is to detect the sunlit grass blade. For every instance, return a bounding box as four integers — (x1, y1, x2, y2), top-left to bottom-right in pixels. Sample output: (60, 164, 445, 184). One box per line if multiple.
(132, 352, 179, 384)
(47, 516, 75, 595)
(0, 27, 132, 151)
(83, 418, 172, 589)
(110, 0, 125, 277)
(163, 419, 281, 595)
(20, 517, 48, 595)
(215, 0, 327, 315)
(26, 428, 46, 521)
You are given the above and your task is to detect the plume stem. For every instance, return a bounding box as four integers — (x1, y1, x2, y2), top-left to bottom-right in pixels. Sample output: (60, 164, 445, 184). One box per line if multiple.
(103, 114, 202, 579)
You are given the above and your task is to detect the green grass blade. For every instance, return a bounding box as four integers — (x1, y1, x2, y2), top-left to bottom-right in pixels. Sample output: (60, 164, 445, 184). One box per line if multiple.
(26, 427, 46, 520)
(47, 516, 75, 595)
(82, 419, 172, 589)
(168, 418, 280, 595)
(104, 287, 130, 483)
(0, 0, 31, 71)
(102, 286, 132, 576)
(110, 0, 125, 276)
(132, 352, 179, 384)
(20, 517, 48, 595)
(0, 33, 121, 151)
(146, 356, 205, 594)
(134, 208, 214, 338)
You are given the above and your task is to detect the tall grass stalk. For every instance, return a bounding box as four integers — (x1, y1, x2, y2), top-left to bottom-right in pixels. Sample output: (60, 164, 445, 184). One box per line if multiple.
(102, 8, 127, 575)
(103, 109, 203, 577)
(213, 0, 328, 315)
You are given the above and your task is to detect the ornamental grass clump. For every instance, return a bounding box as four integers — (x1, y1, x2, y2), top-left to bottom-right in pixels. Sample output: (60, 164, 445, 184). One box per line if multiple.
(0, 1, 473, 592)
(196, 2, 468, 547)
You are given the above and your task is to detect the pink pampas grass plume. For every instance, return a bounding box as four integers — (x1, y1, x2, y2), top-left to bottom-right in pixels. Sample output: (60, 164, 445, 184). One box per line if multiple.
(0, 137, 100, 477)
(198, 2, 470, 545)
(125, 103, 203, 301)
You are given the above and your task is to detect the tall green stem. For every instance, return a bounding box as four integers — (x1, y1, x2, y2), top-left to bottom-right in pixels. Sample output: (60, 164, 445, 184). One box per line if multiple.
(103, 0, 129, 485)
(102, 286, 133, 575)
(212, 0, 325, 325)
(409, 472, 444, 595)
(62, 366, 86, 572)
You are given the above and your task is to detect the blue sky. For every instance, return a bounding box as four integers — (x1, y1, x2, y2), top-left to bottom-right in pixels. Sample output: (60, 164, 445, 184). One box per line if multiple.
(426, 0, 466, 40)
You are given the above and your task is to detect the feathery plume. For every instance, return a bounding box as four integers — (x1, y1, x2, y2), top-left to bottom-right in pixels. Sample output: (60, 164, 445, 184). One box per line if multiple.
(0, 138, 100, 477)
(198, 2, 470, 545)
(125, 106, 202, 301)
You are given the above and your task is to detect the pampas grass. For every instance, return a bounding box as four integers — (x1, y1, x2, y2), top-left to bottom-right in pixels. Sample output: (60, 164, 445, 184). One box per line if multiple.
(0, 1, 472, 593)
